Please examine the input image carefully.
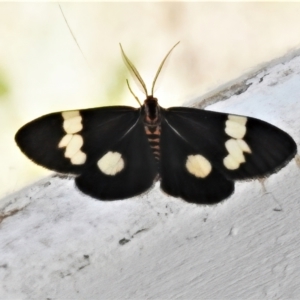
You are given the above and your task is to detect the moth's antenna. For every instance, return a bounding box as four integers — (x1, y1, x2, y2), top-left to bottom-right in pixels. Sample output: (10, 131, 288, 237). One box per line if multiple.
(126, 79, 142, 106)
(58, 3, 91, 69)
(120, 43, 148, 96)
(151, 41, 180, 96)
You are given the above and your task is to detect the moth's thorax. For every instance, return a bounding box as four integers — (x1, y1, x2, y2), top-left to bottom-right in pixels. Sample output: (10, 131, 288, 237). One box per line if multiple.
(143, 96, 161, 126)
(143, 96, 161, 164)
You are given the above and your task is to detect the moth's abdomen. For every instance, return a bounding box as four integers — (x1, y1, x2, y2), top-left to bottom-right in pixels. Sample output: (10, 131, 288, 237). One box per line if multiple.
(144, 125, 161, 163)
(143, 96, 162, 164)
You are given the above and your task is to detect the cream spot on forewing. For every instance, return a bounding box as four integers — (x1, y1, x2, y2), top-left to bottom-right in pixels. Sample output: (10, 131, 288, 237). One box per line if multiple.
(236, 139, 251, 153)
(223, 155, 240, 170)
(228, 115, 247, 126)
(63, 116, 83, 134)
(223, 115, 251, 170)
(225, 139, 245, 163)
(58, 111, 86, 165)
(225, 120, 246, 139)
(62, 110, 80, 120)
(65, 135, 83, 158)
(97, 151, 125, 176)
(71, 150, 86, 165)
(186, 155, 212, 178)
(58, 134, 73, 148)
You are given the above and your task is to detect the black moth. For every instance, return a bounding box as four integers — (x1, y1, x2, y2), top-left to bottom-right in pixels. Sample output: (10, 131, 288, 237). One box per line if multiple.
(15, 43, 297, 204)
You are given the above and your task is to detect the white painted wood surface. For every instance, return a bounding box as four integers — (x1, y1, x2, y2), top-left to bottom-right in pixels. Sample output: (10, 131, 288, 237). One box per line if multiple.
(1, 53, 300, 299)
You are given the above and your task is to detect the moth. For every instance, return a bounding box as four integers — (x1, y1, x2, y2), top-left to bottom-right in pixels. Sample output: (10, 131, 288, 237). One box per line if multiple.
(15, 43, 297, 204)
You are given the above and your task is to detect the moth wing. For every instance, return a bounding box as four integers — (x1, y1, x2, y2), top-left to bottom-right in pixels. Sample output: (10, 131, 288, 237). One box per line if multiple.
(163, 107, 297, 180)
(160, 115, 234, 204)
(16, 106, 158, 200)
(75, 117, 157, 200)
(15, 106, 140, 174)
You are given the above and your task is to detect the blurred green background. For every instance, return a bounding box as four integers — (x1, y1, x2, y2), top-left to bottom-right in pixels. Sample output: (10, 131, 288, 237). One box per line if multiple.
(1, 2, 300, 200)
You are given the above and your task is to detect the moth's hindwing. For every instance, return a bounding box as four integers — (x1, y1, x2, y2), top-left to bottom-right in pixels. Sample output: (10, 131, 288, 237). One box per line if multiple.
(75, 117, 157, 200)
(163, 107, 297, 183)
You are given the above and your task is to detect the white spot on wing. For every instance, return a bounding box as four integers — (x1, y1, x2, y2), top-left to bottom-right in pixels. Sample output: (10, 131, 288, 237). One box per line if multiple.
(223, 155, 240, 170)
(186, 155, 212, 178)
(225, 120, 246, 139)
(58, 110, 86, 165)
(98, 151, 125, 176)
(228, 115, 247, 125)
(62, 110, 80, 120)
(225, 139, 245, 163)
(63, 116, 83, 134)
(236, 139, 251, 153)
(58, 134, 73, 148)
(223, 115, 251, 170)
(65, 135, 84, 158)
(71, 150, 86, 165)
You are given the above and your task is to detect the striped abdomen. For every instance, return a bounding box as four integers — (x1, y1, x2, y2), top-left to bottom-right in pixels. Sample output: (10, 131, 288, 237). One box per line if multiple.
(142, 96, 162, 163)
(144, 125, 161, 162)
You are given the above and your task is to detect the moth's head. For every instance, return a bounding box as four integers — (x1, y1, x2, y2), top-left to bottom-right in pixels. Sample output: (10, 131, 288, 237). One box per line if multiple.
(144, 95, 158, 105)
(144, 96, 160, 123)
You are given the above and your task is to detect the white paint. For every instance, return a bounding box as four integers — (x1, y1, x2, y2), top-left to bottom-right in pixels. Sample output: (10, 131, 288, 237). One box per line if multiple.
(225, 119, 246, 139)
(64, 135, 83, 158)
(97, 151, 125, 176)
(186, 154, 212, 178)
